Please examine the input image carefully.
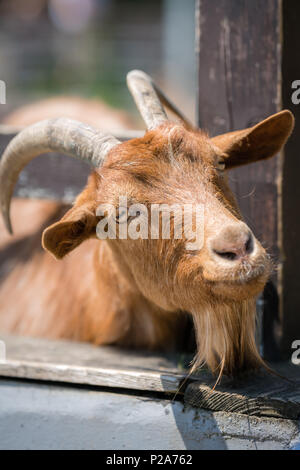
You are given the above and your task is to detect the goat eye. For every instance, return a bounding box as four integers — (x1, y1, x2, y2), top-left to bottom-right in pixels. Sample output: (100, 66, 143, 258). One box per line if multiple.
(217, 160, 226, 171)
(115, 207, 128, 224)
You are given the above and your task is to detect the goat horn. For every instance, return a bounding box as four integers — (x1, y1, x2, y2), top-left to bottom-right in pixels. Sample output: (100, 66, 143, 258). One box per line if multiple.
(127, 70, 193, 130)
(127, 70, 168, 130)
(0, 117, 120, 234)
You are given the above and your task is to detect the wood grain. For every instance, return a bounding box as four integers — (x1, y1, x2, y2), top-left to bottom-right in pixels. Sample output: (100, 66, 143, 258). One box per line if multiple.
(280, 0, 300, 356)
(0, 334, 191, 394)
(196, 0, 300, 361)
(185, 363, 300, 420)
(196, 0, 282, 360)
(197, 0, 280, 264)
(0, 334, 299, 420)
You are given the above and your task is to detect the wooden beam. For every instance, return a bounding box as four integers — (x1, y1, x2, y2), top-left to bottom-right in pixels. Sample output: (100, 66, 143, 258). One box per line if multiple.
(1, 335, 299, 420)
(280, 0, 300, 355)
(195, 0, 300, 359)
(196, 0, 280, 266)
(185, 363, 300, 420)
(0, 334, 191, 394)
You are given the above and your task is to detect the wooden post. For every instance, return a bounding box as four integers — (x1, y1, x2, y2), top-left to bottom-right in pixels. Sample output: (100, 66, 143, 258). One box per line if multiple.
(281, 0, 300, 356)
(196, 0, 300, 359)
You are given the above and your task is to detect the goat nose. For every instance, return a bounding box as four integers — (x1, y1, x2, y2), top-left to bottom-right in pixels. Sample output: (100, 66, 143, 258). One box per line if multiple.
(210, 224, 254, 262)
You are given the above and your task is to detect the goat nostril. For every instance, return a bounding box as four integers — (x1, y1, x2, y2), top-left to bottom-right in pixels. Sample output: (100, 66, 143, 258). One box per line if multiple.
(213, 232, 254, 261)
(214, 250, 237, 261)
(245, 233, 254, 255)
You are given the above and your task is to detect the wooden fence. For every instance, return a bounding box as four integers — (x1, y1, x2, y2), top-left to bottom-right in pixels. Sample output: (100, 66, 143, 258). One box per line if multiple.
(196, 0, 300, 359)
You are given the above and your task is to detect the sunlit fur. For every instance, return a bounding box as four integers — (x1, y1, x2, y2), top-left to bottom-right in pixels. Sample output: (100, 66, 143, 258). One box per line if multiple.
(0, 115, 293, 377)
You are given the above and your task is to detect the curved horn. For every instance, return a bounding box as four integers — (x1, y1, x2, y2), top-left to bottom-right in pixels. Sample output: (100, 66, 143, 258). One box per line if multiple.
(127, 70, 193, 130)
(0, 117, 120, 234)
(127, 70, 168, 130)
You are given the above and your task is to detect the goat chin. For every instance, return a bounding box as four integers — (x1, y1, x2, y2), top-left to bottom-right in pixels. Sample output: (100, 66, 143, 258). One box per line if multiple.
(191, 298, 265, 378)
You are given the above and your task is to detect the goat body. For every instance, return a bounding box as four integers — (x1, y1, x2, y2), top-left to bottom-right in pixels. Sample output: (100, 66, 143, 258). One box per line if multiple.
(0, 198, 194, 350)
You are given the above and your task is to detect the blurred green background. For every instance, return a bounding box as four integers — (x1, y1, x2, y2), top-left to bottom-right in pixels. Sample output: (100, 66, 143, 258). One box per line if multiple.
(0, 0, 196, 124)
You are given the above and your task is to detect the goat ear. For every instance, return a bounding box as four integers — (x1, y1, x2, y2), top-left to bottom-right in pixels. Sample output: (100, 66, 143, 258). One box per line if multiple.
(211, 110, 295, 169)
(42, 203, 97, 260)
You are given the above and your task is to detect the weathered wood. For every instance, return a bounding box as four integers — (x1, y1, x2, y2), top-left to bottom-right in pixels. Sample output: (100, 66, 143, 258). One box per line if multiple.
(185, 363, 300, 420)
(280, 0, 300, 355)
(197, 0, 280, 264)
(0, 334, 191, 394)
(1, 335, 300, 419)
(196, 0, 300, 360)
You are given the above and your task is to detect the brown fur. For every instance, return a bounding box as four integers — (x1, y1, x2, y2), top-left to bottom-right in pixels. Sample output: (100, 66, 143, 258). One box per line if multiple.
(0, 111, 294, 376)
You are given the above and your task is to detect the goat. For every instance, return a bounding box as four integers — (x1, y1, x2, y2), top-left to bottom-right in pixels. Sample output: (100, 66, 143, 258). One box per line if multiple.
(0, 70, 294, 377)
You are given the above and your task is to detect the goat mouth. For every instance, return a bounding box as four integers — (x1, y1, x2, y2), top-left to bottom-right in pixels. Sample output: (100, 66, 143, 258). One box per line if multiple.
(203, 266, 269, 301)
(205, 261, 270, 286)
(219, 273, 264, 287)
(225, 264, 267, 284)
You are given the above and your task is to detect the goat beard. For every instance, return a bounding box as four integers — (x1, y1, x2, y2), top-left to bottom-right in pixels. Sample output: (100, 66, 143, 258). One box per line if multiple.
(191, 298, 265, 378)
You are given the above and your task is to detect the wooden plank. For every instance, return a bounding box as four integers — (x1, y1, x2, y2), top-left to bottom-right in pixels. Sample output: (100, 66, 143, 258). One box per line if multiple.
(184, 363, 300, 420)
(0, 334, 191, 394)
(1, 335, 299, 419)
(0, 360, 184, 394)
